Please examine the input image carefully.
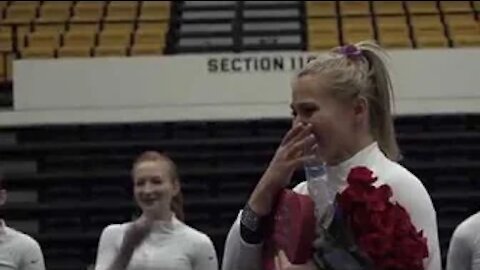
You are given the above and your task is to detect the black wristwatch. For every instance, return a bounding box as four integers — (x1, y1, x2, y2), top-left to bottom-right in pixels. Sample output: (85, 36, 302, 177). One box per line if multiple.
(241, 204, 262, 232)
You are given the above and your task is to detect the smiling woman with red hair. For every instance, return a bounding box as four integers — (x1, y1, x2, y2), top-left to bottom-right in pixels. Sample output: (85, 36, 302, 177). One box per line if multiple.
(94, 151, 218, 270)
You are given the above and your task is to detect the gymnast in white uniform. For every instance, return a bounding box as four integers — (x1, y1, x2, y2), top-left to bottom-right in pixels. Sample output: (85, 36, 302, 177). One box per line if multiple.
(94, 151, 218, 270)
(222, 41, 441, 270)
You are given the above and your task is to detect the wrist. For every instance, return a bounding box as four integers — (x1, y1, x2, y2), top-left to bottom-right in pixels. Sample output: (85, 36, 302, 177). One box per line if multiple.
(248, 187, 274, 216)
(248, 175, 283, 216)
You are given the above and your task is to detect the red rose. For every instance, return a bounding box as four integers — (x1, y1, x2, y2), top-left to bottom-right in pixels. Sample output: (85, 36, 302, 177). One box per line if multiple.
(338, 181, 376, 212)
(351, 206, 370, 234)
(365, 184, 392, 212)
(347, 167, 377, 186)
(358, 233, 392, 258)
(391, 204, 417, 237)
(396, 233, 429, 261)
(377, 258, 403, 270)
(378, 256, 423, 270)
(416, 231, 429, 257)
(397, 237, 428, 261)
(369, 207, 395, 235)
(391, 238, 426, 270)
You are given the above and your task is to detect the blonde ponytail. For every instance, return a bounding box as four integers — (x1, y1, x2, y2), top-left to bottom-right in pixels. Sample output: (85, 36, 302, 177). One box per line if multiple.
(356, 41, 400, 161)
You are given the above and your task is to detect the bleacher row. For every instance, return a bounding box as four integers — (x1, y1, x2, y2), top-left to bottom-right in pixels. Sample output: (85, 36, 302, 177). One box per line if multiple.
(0, 1, 171, 83)
(307, 1, 480, 49)
(0, 1, 170, 55)
(1, 1, 480, 83)
(1, 115, 480, 269)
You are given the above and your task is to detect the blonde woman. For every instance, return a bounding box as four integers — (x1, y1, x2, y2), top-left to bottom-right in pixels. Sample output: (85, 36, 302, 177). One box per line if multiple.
(222, 41, 441, 270)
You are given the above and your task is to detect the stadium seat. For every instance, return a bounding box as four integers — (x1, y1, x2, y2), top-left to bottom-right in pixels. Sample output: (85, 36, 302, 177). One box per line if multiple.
(0, 1, 7, 9)
(342, 17, 374, 44)
(0, 33, 12, 52)
(445, 14, 480, 36)
(0, 53, 13, 81)
(342, 17, 373, 32)
(406, 1, 439, 14)
(36, 2, 72, 23)
(307, 17, 339, 50)
(344, 33, 375, 45)
(0, 54, 5, 81)
(95, 31, 131, 56)
(411, 15, 448, 47)
(68, 23, 100, 33)
(376, 16, 412, 48)
(71, 1, 105, 23)
(94, 46, 127, 57)
(376, 16, 409, 32)
(139, 1, 170, 21)
(42, 1, 74, 4)
(445, 14, 480, 47)
(134, 30, 166, 46)
(0, 25, 10, 35)
(137, 22, 169, 34)
(130, 43, 164, 56)
(57, 46, 91, 58)
(411, 15, 445, 29)
(415, 35, 449, 48)
(305, 1, 336, 17)
(142, 1, 171, 9)
(105, 1, 138, 22)
(451, 35, 480, 47)
(2, 25, 31, 50)
(440, 1, 473, 13)
(372, 1, 404, 15)
(2, 1, 39, 24)
(0, 25, 9, 34)
(33, 24, 67, 34)
(308, 34, 339, 51)
(339, 1, 370, 16)
(308, 18, 338, 35)
(98, 31, 131, 47)
(378, 33, 412, 48)
(21, 47, 55, 59)
(27, 31, 60, 48)
(63, 31, 96, 47)
(58, 31, 96, 58)
(102, 23, 134, 34)
(7, 53, 12, 81)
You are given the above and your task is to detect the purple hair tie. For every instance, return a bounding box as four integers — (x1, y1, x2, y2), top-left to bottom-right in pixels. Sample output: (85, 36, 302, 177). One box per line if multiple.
(339, 44, 362, 59)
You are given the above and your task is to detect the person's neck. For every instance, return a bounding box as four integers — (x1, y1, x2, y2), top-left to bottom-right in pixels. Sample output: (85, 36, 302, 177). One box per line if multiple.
(144, 210, 173, 222)
(326, 134, 375, 166)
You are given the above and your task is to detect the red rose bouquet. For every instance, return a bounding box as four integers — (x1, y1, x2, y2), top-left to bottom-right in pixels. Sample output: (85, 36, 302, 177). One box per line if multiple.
(314, 167, 429, 270)
(263, 166, 429, 270)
